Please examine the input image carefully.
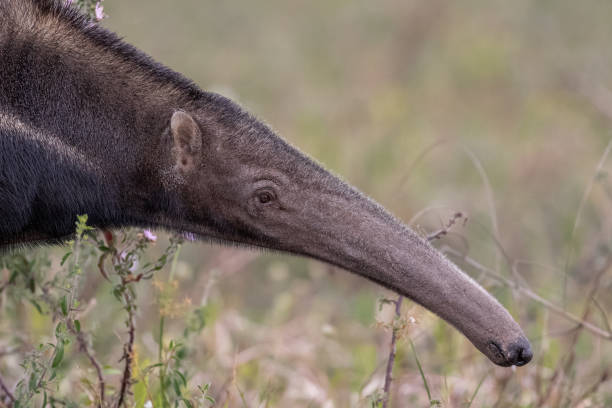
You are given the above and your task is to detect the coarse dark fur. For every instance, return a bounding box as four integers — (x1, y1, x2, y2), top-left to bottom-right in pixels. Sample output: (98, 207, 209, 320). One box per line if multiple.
(0, 0, 532, 366)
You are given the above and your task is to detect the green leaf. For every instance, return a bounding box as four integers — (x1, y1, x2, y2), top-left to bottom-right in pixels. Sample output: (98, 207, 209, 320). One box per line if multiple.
(60, 295, 68, 316)
(8, 270, 18, 284)
(28, 372, 37, 391)
(102, 366, 122, 375)
(52, 342, 64, 368)
(74, 319, 81, 332)
(133, 379, 148, 408)
(113, 287, 123, 302)
(55, 322, 65, 337)
(29, 299, 43, 314)
(60, 251, 73, 266)
(144, 362, 164, 371)
(180, 398, 194, 408)
(173, 377, 182, 396)
(175, 370, 187, 387)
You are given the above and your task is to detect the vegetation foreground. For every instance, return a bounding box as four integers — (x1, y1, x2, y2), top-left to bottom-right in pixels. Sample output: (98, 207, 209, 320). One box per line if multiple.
(1, 0, 612, 407)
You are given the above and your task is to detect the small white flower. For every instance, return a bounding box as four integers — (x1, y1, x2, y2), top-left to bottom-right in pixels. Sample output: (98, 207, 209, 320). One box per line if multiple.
(144, 401, 153, 408)
(181, 232, 197, 242)
(143, 229, 157, 242)
(129, 259, 139, 273)
(94, 2, 105, 21)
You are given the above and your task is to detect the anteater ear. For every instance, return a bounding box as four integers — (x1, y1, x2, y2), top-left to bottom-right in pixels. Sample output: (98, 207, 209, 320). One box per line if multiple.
(170, 110, 202, 173)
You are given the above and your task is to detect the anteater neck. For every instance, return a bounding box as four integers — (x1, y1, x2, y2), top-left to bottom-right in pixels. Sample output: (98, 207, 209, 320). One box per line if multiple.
(0, 0, 203, 246)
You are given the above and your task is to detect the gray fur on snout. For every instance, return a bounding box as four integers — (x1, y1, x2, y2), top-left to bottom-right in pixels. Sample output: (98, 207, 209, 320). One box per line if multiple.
(0, 0, 531, 366)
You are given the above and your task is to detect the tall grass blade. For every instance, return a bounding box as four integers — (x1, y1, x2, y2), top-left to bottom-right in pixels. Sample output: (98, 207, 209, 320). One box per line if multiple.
(466, 372, 487, 408)
(409, 339, 432, 403)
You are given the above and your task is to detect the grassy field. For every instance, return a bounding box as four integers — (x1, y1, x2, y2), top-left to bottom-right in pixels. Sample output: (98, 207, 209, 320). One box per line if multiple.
(1, 0, 612, 406)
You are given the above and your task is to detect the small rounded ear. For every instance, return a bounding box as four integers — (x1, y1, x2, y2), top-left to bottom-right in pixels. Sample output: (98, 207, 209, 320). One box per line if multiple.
(171, 110, 202, 173)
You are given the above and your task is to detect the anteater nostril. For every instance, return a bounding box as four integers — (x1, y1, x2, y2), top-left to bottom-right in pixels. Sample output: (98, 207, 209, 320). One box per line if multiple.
(516, 344, 533, 366)
(508, 338, 533, 366)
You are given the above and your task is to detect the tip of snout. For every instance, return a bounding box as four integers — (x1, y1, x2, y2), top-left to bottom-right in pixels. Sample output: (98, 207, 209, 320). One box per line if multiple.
(507, 338, 533, 366)
(488, 338, 533, 367)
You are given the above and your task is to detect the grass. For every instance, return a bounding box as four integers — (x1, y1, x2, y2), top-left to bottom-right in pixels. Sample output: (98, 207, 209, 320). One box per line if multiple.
(2, 0, 612, 406)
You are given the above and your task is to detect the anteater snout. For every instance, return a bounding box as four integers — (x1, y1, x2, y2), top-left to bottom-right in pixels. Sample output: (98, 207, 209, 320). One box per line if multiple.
(506, 337, 533, 367)
(487, 336, 533, 367)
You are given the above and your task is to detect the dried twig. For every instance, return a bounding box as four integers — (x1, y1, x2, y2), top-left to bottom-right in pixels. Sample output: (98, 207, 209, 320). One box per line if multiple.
(68, 321, 105, 407)
(591, 296, 612, 333)
(460, 145, 501, 270)
(443, 247, 612, 340)
(539, 252, 612, 406)
(380, 221, 462, 407)
(574, 78, 612, 124)
(563, 138, 612, 305)
(426, 212, 466, 241)
(396, 139, 449, 193)
(0, 372, 14, 405)
(0, 280, 13, 295)
(117, 291, 136, 408)
(381, 296, 403, 408)
(573, 370, 609, 407)
(0, 348, 19, 359)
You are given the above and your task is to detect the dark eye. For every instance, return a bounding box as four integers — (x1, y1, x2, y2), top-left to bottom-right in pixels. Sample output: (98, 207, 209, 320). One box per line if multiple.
(257, 191, 274, 204)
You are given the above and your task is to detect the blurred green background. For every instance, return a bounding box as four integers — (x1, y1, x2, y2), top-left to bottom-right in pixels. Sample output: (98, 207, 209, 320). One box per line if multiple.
(5, 0, 612, 406)
(103, 0, 612, 406)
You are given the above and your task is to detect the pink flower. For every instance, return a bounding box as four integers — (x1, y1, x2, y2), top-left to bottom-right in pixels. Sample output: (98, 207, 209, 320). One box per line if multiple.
(143, 230, 157, 242)
(95, 2, 105, 21)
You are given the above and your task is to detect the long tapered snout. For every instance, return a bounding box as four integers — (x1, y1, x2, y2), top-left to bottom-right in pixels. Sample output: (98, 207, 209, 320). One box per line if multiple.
(167, 99, 531, 366)
(286, 183, 532, 367)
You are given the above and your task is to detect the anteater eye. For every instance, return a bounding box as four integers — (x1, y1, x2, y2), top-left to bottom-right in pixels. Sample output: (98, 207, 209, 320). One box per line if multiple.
(257, 191, 274, 204)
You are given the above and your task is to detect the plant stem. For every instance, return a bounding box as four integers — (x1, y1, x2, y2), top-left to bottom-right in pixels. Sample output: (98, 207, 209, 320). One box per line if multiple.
(410, 339, 433, 404)
(118, 290, 136, 408)
(382, 295, 402, 408)
(443, 247, 612, 340)
(158, 243, 182, 407)
(0, 372, 15, 404)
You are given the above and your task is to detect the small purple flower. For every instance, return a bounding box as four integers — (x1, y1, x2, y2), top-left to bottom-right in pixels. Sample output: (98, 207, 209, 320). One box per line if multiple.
(95, 2, 105, 21)
(143, 230, 157, 242)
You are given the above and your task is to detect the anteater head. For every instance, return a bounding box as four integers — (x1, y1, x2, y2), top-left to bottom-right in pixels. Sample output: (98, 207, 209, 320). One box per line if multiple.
(0, 0, 530, 365)
(156, 93, 532, 367)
